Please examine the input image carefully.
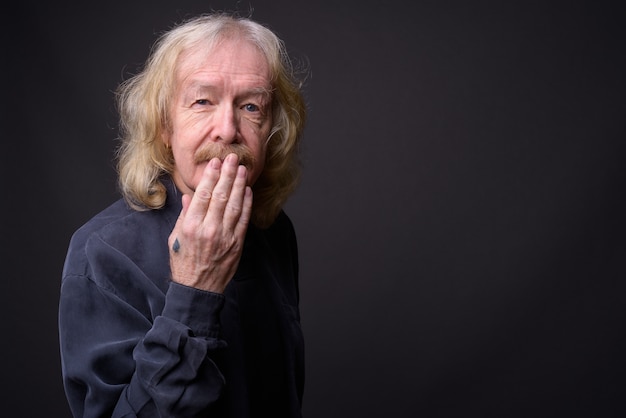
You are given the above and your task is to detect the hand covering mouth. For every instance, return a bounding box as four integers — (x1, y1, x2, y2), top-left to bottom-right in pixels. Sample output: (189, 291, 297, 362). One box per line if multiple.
(193, 143, 256, 168)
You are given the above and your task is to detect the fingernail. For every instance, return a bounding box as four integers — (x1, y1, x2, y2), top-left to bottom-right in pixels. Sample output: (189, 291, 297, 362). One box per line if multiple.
(226, 153, 237, 164)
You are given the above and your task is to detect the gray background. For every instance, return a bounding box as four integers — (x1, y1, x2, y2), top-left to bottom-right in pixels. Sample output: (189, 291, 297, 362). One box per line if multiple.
(4, 0, 626, 416)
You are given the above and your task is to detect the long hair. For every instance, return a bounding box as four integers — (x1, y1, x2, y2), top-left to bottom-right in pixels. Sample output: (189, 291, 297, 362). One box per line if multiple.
(115, 13, 306, 228)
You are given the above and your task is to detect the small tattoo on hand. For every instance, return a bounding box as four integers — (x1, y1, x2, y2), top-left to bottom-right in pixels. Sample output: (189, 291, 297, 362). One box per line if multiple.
(173, 238, 180, 253)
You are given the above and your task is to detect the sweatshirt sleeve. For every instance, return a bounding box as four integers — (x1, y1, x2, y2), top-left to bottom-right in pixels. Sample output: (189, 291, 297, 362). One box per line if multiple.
(59, 273, 227, 418)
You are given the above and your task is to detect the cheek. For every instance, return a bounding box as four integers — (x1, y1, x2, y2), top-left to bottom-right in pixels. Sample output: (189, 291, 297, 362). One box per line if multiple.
(251, 158, 265, 182)
(170, 127, 203, 159)
(170, 142, 200, 177)
(170, 114, 207, 147)
(248, 144, 267, 185)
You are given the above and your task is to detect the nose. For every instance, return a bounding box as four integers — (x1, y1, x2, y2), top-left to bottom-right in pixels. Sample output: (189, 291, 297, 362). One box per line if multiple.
(211, 104, 237, 143)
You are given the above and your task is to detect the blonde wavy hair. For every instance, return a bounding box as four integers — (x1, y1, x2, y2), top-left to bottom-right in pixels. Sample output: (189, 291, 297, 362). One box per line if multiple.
(115, 13, 306, 228)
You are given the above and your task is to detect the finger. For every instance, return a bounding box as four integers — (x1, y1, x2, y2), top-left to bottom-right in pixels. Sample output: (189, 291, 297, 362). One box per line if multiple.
(185, 157, 222, 222)
(203, 153, 240, 222)
(233, 186, 253, 239)
(181, 193, 192, 216)
(168, 193, 192, 251)
(223, 164, 249, 228)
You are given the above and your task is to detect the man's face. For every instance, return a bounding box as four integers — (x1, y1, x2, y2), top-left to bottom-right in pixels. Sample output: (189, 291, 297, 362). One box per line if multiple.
(165, 38, 273, 195)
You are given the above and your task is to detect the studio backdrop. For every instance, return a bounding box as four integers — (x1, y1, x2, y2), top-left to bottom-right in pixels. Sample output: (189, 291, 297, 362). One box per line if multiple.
(5, 1, 626, 417)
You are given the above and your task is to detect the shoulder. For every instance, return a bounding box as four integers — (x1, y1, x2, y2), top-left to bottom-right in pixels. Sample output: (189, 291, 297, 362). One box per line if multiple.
(62, 198, 172, 279)
(257, 209, 299, 272)
(262, 210, 298, 250)
(267, 210, 296, 237)
(263, 210, 301, 302)
(67, 177, 181, 254)
(67, 199, 142, 251)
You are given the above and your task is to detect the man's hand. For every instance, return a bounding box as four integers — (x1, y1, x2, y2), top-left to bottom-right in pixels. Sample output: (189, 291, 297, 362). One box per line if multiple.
(168, 153, 253, 293)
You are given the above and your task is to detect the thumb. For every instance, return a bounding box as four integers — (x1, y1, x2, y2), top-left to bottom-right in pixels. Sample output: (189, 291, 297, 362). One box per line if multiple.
(169, 193, 192, 249)
(181, 193, 192, 217)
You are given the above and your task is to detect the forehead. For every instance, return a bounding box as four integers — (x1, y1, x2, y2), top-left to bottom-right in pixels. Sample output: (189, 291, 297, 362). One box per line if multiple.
(175, 38, 271, 87)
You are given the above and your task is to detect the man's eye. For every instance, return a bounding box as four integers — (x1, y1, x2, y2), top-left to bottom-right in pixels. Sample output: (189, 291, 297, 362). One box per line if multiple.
(244, 103, 260, 112)
(194, 99, 210, 105)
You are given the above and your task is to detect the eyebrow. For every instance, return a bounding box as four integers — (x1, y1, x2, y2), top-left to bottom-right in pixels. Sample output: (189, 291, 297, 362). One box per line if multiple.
(246, 86, 274, 98)
(183, 82, 273, 100)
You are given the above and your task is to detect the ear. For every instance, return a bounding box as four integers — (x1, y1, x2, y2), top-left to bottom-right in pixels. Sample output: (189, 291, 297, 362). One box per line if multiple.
(161, 131, 171, 149)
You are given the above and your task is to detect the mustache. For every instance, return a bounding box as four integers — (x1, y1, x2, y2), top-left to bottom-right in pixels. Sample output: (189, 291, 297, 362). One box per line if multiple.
(193, 143, 256, 168)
